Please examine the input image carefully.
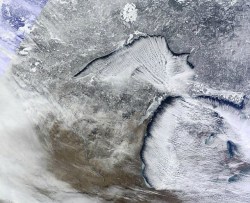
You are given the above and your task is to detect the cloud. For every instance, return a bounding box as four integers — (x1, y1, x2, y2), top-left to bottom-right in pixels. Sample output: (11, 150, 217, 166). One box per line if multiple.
(0, 76, 101, 203)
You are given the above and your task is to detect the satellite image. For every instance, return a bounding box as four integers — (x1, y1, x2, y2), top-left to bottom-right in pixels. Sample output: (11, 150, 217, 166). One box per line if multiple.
(0, 0, 250, 202)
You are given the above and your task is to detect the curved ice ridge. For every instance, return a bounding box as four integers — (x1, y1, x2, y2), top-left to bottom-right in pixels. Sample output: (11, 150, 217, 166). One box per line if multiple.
(76, 36, 249, 202)
(75, 36, 194, 94)
(75, 36, 245, 109)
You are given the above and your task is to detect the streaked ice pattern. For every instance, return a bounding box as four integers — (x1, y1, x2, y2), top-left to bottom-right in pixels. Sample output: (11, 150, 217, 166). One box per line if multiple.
(76, 36, 194, 95)
(76, 36, 250, 202)
(1, 1, 249, 199)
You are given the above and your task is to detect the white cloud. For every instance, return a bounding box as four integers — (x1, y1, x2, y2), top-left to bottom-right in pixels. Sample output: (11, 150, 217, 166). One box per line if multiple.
(0, 76, 101, 203)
